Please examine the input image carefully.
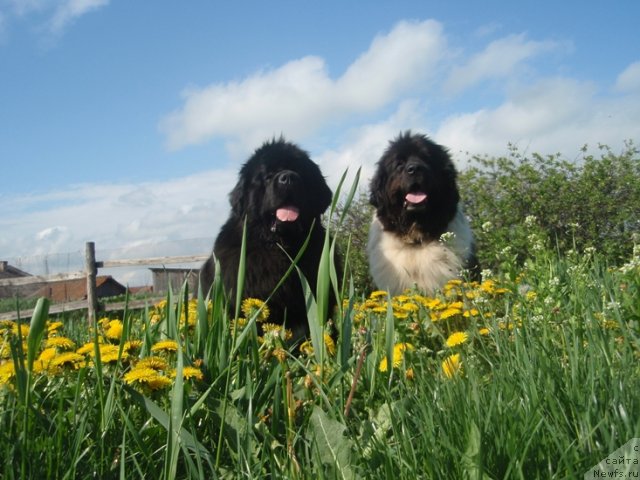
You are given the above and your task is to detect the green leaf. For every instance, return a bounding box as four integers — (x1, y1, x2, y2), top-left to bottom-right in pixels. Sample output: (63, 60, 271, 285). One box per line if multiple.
(308, 406, 358, 480)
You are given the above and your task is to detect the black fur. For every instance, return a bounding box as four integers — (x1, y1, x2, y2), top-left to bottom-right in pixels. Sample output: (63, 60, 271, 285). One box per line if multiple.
(200, 138, 336, 341)
(369, 131, 460, 241)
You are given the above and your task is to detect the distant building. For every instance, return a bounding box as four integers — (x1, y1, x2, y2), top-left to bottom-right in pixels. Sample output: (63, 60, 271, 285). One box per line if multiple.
(150, 267, 199, 296)
(38, 275, 127, 303)
(0, 261, 40, 298)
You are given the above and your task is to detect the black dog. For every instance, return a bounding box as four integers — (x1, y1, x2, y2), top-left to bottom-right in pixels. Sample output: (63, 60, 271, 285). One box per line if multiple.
(367, 131, 479, 295)
(200, 138, 336, 341)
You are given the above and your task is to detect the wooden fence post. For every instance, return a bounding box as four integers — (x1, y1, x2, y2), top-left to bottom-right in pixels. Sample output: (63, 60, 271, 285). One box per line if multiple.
(85, 242, 98, 324)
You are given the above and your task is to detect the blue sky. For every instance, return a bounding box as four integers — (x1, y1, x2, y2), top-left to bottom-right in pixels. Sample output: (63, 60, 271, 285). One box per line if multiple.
(1, 1, 639, 281)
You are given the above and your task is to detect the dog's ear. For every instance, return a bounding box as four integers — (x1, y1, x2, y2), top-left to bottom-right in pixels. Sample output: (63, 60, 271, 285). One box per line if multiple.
(311, 177, 333, 216)
(229, 177, 247, 217)
(368, 165, 386, 208)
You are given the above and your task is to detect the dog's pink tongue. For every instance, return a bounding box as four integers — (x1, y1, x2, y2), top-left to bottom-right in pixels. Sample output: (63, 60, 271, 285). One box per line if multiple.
(276, 206, 300, 222)
(405, 192, 427, 204)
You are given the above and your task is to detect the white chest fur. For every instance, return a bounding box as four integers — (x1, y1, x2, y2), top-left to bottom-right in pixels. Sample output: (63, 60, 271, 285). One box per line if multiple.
(367, 209, 474, 295)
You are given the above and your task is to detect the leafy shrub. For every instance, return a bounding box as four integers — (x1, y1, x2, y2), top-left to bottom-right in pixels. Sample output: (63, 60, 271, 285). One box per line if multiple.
(459, 142, 640, 270)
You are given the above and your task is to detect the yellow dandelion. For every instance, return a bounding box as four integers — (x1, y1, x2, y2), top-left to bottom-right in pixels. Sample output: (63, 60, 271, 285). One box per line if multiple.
(123, 340, 143, 352)
(151, 340, 179, 353)
(45, 336, 76, 351)
(38, 347, 57, 363)
(379, 343, 415, 372)
(183, 366, 204, 381)
(465, 290, 479, 300)
(154, 299, 168, 310)
(0, 344, 11, 360)
(50, 352, 85, 369)
(393, 310, 409, 319)
(421, 297, 443, 310)
(99, 344, 123, 363)
(299, 340, 314, 356)
(601, 319, 619, 330)
(170, 366, 205, 381)
(137, 356, 170, 371)
(230, 317, 248, 332)
(104, 320, 124, 340)
(463, 308, 479, 318)
(272, 348, 287, 363)
(124, 367, 156, 384)
(11, 323, 30, 337)
(0, 320, 15, 331)
(400, 302, 420, 313)
(394, 295, 411, 303)
(99, 317, 111, 328)
(478, 327, 491, 336)
(442, 354, 462, 378)
(261, 323, 287, 341)
(405, 367, 415, 381)
(241, 298, 270, 322)
(498, 320, 516, 331)
(147, 375, 173, 390)
(47, 321, 64, 333)
(370, 290, 388, 299)
(372, 306, 387, 314)
(0, 361, 16, 384)
(480, 280, 496, 294)
(439, 307, 462, 320)
(324, 333, 336, 356)
(445, 331, 469, 348)
(363, 299, 381, 309)
(77, 342, 98, 356)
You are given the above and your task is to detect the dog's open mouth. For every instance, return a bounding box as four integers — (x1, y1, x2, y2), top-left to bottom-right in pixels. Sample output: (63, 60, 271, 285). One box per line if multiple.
(275, 205, 300, 222)
(404, 192, 427, 209)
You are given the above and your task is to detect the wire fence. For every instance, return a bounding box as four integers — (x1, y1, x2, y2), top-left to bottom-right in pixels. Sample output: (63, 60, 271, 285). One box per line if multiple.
(0, 238, 214, 321)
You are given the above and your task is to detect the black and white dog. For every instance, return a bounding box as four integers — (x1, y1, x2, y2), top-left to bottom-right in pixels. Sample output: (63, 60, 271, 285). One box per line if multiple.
(367, 131, 479, 295)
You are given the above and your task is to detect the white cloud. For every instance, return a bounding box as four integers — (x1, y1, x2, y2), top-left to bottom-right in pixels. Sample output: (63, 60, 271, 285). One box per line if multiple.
(444, 34, 562, 94)
(1, 0, 108, 38)
(0, 169, 237, 264)
(160, 19, 446, 150)
(316, 100, 431, 190)
(48, 0, 109, 33)
(615, 61, 640, 93)
(436, 75, 640, 162)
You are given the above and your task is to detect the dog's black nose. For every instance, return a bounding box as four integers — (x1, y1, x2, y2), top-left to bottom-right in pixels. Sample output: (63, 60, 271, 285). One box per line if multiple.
(276, 170, 296, 185)
(406, 161, 423, 176)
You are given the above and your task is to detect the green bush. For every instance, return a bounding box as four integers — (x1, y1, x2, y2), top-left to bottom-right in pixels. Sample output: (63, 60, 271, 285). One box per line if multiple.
(459, 142, 640, 270)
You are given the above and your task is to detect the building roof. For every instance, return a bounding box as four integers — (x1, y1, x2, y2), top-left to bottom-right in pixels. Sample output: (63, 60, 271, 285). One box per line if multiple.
(0, 261, 32, 279)
(39, 275, 127, 302)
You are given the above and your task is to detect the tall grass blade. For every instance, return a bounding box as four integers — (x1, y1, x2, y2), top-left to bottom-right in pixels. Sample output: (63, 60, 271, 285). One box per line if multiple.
(384, 295, 395, 384)
(165, 339, 184, 480)
(26, 297, 49, 373)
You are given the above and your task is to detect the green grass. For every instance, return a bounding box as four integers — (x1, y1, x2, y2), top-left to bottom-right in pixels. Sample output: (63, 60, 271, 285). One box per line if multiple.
(1, 207, 639, 479)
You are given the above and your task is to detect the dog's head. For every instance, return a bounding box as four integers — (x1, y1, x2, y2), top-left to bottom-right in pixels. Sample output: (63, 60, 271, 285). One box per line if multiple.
(369, 131, 460, 239)
(229, 138, 333, 237)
